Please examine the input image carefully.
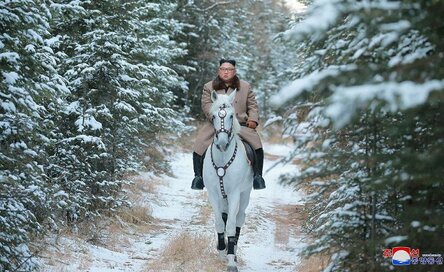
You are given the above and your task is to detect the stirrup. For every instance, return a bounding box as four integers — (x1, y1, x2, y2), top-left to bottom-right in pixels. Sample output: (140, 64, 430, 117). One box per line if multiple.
(253, 175, 266, 190)
(191, 176, 204, 190)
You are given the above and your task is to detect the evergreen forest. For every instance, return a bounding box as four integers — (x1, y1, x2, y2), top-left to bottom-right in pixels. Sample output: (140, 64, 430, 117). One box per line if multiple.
(1, 0, 443, 271)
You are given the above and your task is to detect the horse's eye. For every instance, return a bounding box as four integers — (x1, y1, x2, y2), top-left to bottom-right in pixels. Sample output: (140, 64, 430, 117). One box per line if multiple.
(230, 115, 233, 119)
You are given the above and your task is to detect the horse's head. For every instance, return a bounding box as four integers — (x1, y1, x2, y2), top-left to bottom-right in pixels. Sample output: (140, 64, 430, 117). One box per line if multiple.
(210, 90, 240, 152)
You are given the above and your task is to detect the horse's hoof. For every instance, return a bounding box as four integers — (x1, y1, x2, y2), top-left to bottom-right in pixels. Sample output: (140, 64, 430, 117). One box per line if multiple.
(227, 266, 238, 272)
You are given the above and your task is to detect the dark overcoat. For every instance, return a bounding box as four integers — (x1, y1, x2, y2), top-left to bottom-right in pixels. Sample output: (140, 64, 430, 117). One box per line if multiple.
(193, 78, 263, 156)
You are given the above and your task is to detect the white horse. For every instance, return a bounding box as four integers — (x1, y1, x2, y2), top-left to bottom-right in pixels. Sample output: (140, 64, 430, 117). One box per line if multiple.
(203, 90, 254, 272)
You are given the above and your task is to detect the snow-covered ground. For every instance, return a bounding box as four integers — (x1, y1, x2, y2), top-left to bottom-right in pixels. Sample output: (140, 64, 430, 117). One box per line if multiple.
(38, 142, 305, 271)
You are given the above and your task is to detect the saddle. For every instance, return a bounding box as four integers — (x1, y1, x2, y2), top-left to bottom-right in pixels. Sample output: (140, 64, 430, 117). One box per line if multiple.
(242, 140, 256, 167)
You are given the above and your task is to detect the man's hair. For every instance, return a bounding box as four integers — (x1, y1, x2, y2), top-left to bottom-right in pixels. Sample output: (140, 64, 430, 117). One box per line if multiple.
(219, 58, 236, 66)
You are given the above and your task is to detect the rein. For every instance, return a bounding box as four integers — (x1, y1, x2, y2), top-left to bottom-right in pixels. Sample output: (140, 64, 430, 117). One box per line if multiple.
(210, 141, 238, 199)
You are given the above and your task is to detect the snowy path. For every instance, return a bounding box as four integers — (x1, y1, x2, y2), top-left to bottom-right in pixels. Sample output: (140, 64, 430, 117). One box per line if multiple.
(39, 143, 305, 271)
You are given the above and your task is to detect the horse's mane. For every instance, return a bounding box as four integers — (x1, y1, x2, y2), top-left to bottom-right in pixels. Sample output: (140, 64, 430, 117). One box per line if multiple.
(210, 94, 241, 136)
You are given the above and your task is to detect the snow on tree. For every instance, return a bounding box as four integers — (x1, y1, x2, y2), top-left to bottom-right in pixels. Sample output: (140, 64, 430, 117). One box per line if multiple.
(0, 1, 66, 270)
(239, 0, 295, 121)
(48, 0, 189, 221)
(273, 0, 444, 271)
(1, 0, 189, 270)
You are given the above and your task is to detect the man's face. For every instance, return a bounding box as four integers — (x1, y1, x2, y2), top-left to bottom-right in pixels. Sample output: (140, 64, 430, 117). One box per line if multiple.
(218, 63, 236, 82)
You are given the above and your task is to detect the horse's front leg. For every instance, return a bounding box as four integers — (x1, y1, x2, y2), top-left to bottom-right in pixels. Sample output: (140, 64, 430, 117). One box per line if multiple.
(226, 193, 241, 271)
(206, 189, 227, 258)
(232, 190, 251, 259)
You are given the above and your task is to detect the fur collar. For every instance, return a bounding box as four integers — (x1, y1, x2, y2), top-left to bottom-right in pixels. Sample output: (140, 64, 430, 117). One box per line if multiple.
(212, 75, 240, 91)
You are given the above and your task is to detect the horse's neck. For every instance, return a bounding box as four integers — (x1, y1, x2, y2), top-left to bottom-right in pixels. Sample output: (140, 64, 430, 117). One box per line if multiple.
(212, 136, 239, 165)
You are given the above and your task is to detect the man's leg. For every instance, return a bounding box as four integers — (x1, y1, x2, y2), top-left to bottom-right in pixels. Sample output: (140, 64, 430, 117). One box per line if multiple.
(253, 148, 266, 190)
(191, 152, 205, 190)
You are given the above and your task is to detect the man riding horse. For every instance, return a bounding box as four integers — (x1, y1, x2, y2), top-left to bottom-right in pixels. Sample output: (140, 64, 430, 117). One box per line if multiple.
(191, 58, 266, 190)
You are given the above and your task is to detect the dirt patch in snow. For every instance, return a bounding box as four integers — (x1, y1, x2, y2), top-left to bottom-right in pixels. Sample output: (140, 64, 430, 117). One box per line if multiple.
(267, 204, 304, 248)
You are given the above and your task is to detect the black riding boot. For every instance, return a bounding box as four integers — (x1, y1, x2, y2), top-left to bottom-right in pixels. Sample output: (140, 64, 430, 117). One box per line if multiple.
(191, 152, 204, 190)
(253, 148, 266, 190)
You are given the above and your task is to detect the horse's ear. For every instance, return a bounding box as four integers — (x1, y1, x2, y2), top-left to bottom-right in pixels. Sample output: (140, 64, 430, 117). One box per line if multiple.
(228, 90, 236, 104)
(211, 90, 218, 102)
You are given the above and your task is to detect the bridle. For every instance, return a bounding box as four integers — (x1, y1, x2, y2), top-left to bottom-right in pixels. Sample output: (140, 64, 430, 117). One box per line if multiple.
(211, 103, 237, 199)
(212, 103, 234, 149)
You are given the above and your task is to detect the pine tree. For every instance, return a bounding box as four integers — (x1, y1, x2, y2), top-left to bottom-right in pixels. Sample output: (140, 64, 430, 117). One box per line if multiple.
(48, 0, 188, 221)
(240, 0, 293, 120)
(1, 0, 189, 270)
(275, 0, 444, 271)
(0, 1, 65, 270)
